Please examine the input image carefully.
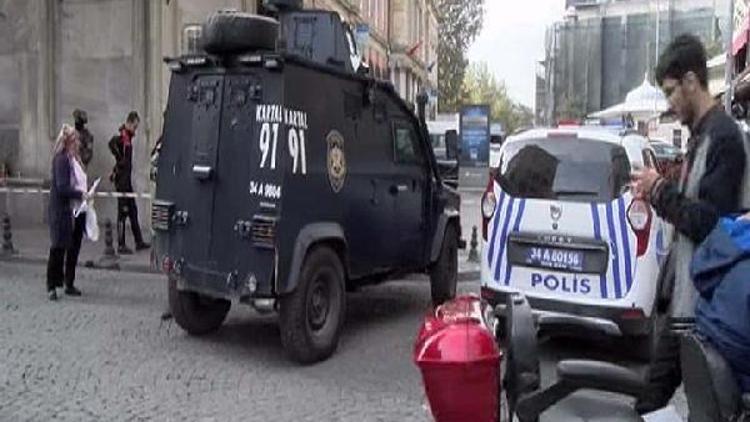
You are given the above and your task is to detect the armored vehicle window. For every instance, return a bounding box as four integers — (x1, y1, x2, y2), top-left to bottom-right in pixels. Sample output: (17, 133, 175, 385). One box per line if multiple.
(393, 123, 423, 165)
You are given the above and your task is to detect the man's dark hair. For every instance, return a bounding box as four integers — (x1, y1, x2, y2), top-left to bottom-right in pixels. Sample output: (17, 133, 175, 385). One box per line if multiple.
(655, 34, 708, 88)
(126, 111, 140, 123)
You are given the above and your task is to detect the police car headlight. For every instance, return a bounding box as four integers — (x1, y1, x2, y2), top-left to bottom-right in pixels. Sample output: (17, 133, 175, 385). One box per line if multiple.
(481, 191, 497, 219)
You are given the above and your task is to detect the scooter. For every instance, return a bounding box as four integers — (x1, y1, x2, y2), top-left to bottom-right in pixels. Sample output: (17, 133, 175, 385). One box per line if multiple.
(414, 294, 750, 422)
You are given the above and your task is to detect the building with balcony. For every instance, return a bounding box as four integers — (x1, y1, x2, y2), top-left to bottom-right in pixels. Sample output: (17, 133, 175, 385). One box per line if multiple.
(306, 0, 439, 114)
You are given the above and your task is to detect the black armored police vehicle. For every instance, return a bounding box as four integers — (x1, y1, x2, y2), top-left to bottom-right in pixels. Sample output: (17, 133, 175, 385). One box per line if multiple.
(153, 1, 462, 363)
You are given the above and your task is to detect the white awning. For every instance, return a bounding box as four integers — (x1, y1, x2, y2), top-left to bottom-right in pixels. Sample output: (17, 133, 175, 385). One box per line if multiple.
(589, 73, 668, 119)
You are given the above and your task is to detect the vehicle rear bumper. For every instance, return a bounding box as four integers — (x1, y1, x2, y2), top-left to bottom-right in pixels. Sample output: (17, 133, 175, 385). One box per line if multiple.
(481, 287, 651, 337)
(173, 261, 273, 300)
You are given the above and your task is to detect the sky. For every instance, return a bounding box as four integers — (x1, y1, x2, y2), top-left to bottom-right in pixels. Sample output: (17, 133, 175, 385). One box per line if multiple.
(467, 0, 566, 109)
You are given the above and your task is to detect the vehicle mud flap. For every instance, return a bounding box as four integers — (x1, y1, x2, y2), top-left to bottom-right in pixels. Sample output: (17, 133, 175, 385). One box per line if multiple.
(429, 224, 458, 306)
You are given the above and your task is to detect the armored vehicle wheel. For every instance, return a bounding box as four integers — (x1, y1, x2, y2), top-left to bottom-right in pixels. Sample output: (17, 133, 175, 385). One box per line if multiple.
(168, 277, 231, 335)
(279, 246, 345, 364)
(430, 224, 458, 306)
(202, 11, 279, 55)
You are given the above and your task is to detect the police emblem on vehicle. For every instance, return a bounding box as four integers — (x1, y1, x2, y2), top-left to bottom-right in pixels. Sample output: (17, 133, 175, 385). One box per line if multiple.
(327, 130, 347, 193)
(550, 204, 562, 221)
(550, 204, 562, 230)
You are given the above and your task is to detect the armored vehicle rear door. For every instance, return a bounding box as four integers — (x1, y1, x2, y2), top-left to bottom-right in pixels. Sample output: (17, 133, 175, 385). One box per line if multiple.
(209, 72, 282, 294)
(178, 75, 225, 268)
(158, 70, 280, 297)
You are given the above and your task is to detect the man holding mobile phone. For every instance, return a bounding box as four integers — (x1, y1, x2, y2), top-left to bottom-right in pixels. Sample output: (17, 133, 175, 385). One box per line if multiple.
(630, 34, 750, 413)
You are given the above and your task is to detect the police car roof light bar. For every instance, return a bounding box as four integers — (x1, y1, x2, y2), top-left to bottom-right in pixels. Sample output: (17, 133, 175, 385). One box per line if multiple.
(547, 131, 578, 139)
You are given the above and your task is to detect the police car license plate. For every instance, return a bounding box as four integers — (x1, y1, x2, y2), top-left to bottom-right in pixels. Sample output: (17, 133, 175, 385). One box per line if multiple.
(524, 247, 584, 272)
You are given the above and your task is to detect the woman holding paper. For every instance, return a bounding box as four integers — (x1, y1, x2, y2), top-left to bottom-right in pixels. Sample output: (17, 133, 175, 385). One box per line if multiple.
(47, 124, 88, 301)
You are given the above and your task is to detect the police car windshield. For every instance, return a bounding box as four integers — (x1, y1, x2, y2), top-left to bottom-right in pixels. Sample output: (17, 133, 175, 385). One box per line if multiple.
(495, 137, 631, 203)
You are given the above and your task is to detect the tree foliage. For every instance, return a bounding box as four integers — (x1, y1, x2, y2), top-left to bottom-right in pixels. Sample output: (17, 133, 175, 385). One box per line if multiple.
(461, 62, 534, 133)
(436, 0, 485, 112)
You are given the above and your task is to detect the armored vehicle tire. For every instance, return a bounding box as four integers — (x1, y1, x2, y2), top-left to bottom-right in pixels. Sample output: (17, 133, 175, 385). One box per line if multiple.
(279, 246, 346, 364)
(430, 224, 458, 306)
(202, 12, 279, 55)
(168, 277, 231, 335)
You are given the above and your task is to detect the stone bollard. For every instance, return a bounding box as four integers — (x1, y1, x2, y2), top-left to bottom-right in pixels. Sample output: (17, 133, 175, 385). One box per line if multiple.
(95, 219, 119, 270)
(468, 225, 479, 263)
(2, 214, 16, 255)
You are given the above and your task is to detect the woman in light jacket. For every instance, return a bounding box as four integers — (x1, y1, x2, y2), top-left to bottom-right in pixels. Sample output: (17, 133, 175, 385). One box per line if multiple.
(47, 124, 88, 301)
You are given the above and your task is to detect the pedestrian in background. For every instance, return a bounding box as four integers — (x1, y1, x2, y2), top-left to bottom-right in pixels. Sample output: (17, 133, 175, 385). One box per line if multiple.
(108, 111, 149, 254)
(47, 124, 88, 301)
(73, 109, 94, 168)
(631, 33, 750, 413)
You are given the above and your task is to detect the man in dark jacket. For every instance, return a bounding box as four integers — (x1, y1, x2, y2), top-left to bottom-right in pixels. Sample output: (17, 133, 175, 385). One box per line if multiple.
(631, 34, 749, 413)
(73, 109, 94, 168)
(109, 111, 149, 254)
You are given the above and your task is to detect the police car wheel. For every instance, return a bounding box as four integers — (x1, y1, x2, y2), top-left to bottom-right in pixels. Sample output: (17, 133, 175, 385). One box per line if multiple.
(202, 11, 279, 55)
(168, 276, 231, 335)
(430, 224, 458, 306)
(279, 246, 345, 364)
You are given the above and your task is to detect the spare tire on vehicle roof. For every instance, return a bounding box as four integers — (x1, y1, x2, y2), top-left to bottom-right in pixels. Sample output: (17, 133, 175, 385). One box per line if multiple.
(202, 10, 279, 54)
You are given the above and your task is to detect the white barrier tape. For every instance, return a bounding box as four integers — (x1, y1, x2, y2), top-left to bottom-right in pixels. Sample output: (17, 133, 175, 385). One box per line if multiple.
(0, 187, 152, 199)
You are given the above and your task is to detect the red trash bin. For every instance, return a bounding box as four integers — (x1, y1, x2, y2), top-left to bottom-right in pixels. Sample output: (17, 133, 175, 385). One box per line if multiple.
(414, 295, 502, 422)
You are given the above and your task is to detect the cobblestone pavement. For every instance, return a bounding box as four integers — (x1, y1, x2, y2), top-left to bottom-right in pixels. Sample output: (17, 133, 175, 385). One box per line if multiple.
(0, 262, 687, 421)
(0, 262, 435, 422)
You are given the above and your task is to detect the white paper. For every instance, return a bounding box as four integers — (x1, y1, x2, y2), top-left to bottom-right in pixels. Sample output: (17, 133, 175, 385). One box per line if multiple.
(74, 177, 101, 218)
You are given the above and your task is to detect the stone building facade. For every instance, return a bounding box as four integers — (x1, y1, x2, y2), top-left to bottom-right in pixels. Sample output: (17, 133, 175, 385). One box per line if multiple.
(0, 0, 437, 226)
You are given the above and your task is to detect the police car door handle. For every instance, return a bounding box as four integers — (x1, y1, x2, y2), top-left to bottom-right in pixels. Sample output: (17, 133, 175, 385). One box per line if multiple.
(192, 165, 213, 181)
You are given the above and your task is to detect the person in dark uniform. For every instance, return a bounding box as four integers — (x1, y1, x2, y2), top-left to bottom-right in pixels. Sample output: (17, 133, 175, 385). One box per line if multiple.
(47, 124, 88, 301)
(108, 111, 150, 254)
(631, 34, 750, 414)
(73, 109, 94, 168)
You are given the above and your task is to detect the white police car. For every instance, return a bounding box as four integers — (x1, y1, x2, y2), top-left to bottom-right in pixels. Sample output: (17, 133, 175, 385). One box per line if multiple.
(480, 128, 672, 351)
